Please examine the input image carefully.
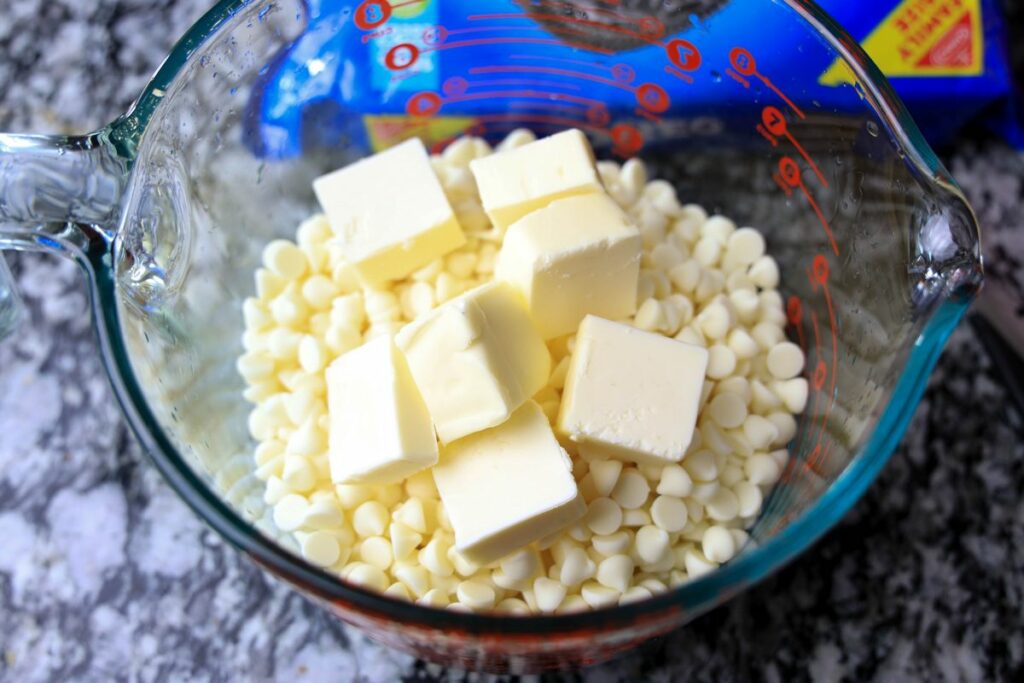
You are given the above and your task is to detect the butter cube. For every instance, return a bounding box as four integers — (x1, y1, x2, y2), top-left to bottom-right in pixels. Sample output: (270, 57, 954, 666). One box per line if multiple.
(325, 335, 438, 484)
(558, 316, 708, 465)
(469, 129, 603, 231)
(433, 401, 585, 564)
(313, 138, 465, 284)
(496, 193, 642, 339)
(395, 282, 550, 443)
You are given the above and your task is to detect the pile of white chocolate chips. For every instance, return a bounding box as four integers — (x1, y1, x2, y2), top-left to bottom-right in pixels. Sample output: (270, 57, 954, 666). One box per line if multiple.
(237, 129, 807, 614)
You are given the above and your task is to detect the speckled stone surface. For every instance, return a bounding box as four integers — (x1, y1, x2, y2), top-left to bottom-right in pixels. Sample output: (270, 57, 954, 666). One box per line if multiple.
(2, 2, 1023, 681)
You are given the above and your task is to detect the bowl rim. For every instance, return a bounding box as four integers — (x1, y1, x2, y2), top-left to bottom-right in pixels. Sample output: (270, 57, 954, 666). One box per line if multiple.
(92, 0, 979, 634)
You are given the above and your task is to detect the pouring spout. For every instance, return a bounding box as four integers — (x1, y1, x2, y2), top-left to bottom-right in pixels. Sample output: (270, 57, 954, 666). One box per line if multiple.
(0, 128, 128, 340)
(909, 189, 984, 315)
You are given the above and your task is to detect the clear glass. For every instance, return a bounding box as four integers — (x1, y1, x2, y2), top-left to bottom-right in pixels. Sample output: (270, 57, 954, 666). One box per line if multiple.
(0, 0, 983, 672)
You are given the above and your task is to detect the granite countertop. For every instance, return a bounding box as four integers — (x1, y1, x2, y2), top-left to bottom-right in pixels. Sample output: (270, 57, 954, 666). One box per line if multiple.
(2, 1, 1023, 681)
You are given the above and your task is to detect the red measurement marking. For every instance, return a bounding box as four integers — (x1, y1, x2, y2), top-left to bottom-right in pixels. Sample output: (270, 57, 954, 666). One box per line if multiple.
(468, 78, 583, 91)
(772, 171, 792, 196)
(422, 25, 447, 46)
(385, 43, 419, 70)
(586, 103, 611, 126)
(635, 82, 670, 113)
(787, 295, 806, 352)
(726, 69, 750, 88)
(813, 359, 827, 391)
(470, 65, 633, 92)
(444, 89, 605, 108)
(445, 25, 544, 36)
(807, 444, 824, 475)
(778, 156, 839, 256)
(424, 37, 614, 56)
(442, 77, 468, 95)
(405, 91, 441, 117)
(729, 46, 806, 119)
(729, 47, 757, 75)
(635, 107, 662, 123)
(511, 54, 614, 72)
(666, 38, 701, 71)
(466, 13, 665, 47)
(664, 65, 694, 84)
(757, 124, 778, 146)
(637, 16, 666, 40)
(810, 309, 822, 363)
(390, 0, 422, 8)
(762, 106, 827, 187)
(611, 122, 643, 155)
(611, 63, 636, 84)
(354, 0, 390, 30)
(361, 27, 393, 43)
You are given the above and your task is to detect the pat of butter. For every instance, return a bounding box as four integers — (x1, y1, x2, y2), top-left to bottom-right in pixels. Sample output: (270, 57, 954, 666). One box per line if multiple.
(496, 193, 642, 339)
(395, 282, 550, 444)
(558, 315, 708, 465)
(433, 401, 585, 564)
(325, 335, 438, 484)
(313, 138, 465, 284)
(469, 129, 603, 231)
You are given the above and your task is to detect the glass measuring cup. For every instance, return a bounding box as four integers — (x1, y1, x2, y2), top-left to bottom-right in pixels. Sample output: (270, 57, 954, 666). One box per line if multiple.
(0, 0, 983, 672)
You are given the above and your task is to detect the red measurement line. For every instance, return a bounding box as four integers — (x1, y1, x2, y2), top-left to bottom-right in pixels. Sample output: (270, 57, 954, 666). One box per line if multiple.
(445, 26, 546, 35)
(635, 108, 661, 122)
(755, 73, 806, 119)
(470, 64, 633, 92)
(794, 316, 806, 353)
(798, 185, 839, 256)
(467, 13, 664, 47)
(818, 281, 838, 446)
(443, 89, 604, 108)
(785, 132, 828, 187)
(592, 0, 622, 5)
(773, 172, 793, 196)
(726, 69, 750, 88)
(389, 0, 421, 8)
(468, 78, 582, 91)
(423, 37, 614, 56)
(664, 65, 694, 84)
(510, 54, 614, 72)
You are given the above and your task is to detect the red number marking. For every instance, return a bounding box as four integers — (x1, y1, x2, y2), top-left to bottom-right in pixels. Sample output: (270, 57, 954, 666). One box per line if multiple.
(422, 25, 448, 46)
(729, 47, 756, 76)
(813, 360, 827, 391)
(405, 91, 442, 117)
(762, 106, 787, 137)
(812, 254, 830, 285)
(637, 16, 665, 40)
(787, 296, 803, 325)
(778, 156, 802, 187)
(354, 0, 391, 30)
(635, 82, 670, 113)
(586, 103, 611, 126)
(611, 123, 644, 155)
(611, 63, 636, 84)
(666, 38, 701, 71)
(385, 43, 419, 70)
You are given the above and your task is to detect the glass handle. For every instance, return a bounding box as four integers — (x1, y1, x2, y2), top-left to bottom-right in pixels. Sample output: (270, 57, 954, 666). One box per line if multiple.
(0, 130, 127, 340)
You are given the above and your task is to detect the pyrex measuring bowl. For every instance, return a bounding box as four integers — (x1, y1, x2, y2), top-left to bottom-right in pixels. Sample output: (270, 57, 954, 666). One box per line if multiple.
(0, 0, 983, 672)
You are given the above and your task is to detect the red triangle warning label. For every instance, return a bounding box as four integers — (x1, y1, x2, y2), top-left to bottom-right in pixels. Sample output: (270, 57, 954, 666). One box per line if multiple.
(821, 0, 983, 84)
(916, 12, 975, 68)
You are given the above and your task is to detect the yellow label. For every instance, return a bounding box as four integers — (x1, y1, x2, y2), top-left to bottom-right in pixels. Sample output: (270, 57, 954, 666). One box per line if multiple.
(363, 115, 477, 152)
(821, 0, 983, 85)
